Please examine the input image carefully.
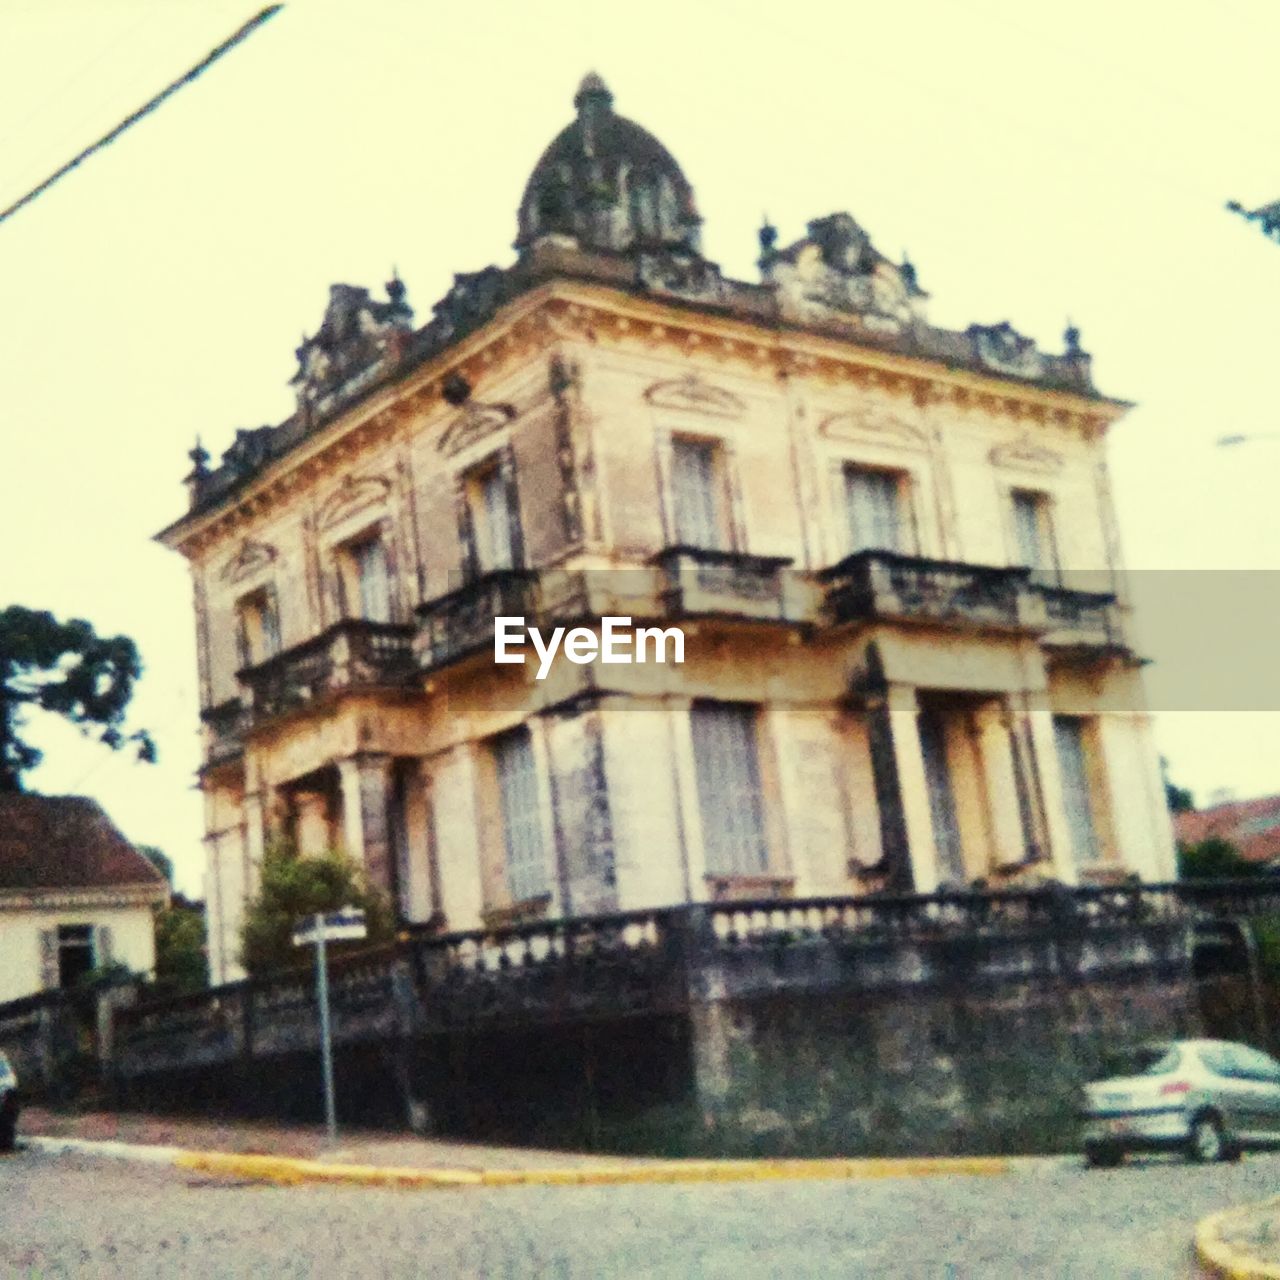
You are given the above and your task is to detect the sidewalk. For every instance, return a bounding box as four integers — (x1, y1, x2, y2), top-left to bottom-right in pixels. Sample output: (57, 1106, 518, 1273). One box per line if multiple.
(18, 1107, 1016, 1189)
(20, 1107, 625, 1172)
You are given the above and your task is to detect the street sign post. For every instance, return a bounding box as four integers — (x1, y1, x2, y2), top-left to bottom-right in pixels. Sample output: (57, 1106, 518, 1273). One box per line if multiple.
(292, 907, 367, 1146)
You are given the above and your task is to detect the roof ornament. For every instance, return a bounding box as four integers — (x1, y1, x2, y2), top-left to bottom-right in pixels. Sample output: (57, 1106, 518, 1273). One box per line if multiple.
(183, 437, 211, 509)
(1064, 318, 1085, 358)
(574, 72, 613, 112)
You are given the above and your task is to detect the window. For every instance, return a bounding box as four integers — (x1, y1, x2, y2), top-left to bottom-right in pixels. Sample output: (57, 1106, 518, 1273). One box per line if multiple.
(468, 462, 518, 572)
(1053, 716, 1102, 865)
(671, 438, 731, 550)
(1230, 1046, 1280, 1084)
(348, 536, 391, 622)
(918, 709, 965, 883)
(691, 702, 768, 876)
(493, 728, 547, 903)
(844, 466, 908, 553)
(1011, 489, 1058, 576)
(235, 587, 281, 668)
(41, 924, 109, 990)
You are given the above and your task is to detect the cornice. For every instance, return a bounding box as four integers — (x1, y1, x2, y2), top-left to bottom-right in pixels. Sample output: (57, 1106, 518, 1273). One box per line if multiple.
(159, 278, 1128, 559)
(0, 884, 169, 912)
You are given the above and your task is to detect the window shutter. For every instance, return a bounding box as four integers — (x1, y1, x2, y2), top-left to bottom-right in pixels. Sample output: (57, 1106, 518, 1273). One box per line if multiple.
(234, 608, 252, 670)
(355, 540, 391, 622)
(495, 730, 547, 902)
(845, 468, 902, 553)
(672, 440, 724, 550)
(95, 924, 114, 969)
(500, 449, 525, 569)
(691, 703, 768, 876)
(1012, 492, 1044, 570)
(1053, 717, 1100, 865)
(39, 929, 58, 989)
(262, 586, 282, 654)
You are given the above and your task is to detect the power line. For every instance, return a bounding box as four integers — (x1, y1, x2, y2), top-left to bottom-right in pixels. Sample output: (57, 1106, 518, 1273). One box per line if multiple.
(0, 5, 282, 227)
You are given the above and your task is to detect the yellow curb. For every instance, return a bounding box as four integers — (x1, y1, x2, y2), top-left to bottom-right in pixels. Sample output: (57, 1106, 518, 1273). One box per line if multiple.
(174, 1150, 482, 1189)
(1195, 1197, 1280, 1280)
(173, 1149, 1010, 1190)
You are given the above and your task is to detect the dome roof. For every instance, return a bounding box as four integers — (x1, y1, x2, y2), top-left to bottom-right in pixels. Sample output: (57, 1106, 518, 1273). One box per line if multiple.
(516, 75, 701, 255)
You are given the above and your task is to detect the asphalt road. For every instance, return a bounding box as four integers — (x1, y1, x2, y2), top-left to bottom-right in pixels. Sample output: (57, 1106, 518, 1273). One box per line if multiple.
(4, 1145, 1278, 1278)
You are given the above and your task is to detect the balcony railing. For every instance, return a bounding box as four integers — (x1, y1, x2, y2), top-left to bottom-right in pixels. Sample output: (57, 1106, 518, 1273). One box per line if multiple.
(1034, 583, 1125, 651)
(821, 550, 1037, 631)
(200, 697, 250, 767)
(239, 619, 416, 722)
(653, 547, 798, 622)
(416, 569, 537, 673)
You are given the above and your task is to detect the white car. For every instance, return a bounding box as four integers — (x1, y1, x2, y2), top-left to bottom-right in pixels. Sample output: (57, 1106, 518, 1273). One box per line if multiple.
(0, 1052, 17, 1152)
(1082, 1039, 1280, 1166)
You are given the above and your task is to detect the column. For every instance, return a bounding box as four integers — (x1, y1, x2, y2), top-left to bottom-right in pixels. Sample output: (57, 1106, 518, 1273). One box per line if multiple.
(338, 753, 396, 899)
(863, 682, 939, 894)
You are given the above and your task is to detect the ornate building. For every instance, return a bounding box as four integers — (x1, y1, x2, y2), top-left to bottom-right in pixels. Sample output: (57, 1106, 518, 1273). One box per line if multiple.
(159, 76, 1176, 985)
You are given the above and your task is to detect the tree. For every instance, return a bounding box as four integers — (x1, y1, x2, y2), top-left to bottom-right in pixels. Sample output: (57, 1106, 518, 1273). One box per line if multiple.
(1160, 756, 1194, 814)
(0, 605, 156, 792)
(1177, 837, 1263, 880)
(153, 898, 209, 995)
(239, 841, 393, 977)
(138, 844, 174, 886)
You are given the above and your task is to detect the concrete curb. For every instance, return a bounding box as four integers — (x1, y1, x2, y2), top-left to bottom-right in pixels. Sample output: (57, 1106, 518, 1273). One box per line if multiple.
(1196, 1198, 1280, 1280)
(24, 1134, 1013, 1190)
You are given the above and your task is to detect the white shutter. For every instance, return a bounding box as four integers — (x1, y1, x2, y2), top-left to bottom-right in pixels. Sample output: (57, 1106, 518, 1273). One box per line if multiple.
(355, 540, 391, 621)
(39, 929, 58, 990)
(495, 730, 547, 901)
(691, 703, 768, 876)
(479, 470, 514, 571)
(1054, 716, 1100, 866)
(672, 440, 725, 550)
(845, 468, 902, 552)
(1012, 491, 1045, 570)
(918, 711, 965, 883)
(262, 587, 282, 654)
(95, 924, 114, 969)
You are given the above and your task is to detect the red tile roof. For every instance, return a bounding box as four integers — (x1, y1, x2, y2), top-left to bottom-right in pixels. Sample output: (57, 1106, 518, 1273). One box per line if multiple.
(0, 794, 168, 894)
(1174, 794, 1280, 866)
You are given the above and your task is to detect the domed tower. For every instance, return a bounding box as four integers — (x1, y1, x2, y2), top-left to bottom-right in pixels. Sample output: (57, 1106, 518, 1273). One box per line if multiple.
(516, 74, 702, 257)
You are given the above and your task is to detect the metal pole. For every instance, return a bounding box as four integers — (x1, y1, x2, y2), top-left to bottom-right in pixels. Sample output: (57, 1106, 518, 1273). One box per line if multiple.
(314, 915, 338, 1146)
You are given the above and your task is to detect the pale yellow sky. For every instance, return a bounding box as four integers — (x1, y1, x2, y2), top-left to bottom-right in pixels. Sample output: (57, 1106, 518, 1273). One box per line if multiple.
(2, 0, 1278, 895)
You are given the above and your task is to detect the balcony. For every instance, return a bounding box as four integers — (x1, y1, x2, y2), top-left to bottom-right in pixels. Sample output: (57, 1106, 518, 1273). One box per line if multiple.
(416, 569, 537, 673)
(200, 698, 250, 768)
(239, 619, 416, 723)
(1034, 583, 1126, 654)
(820, 550, 1038, 632)
(653, 547, 798, 622)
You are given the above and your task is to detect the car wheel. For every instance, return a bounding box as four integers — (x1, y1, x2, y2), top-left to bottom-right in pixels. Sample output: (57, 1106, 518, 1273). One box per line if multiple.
(1187, 1114, 1226, 1163)
(1084, 1142, 1123, 1169)
(0, 1116, 15, 1154)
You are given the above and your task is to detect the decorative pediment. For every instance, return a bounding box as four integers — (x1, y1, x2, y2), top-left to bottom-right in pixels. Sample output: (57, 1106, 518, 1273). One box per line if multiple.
(969, 322, 1045, 379)
(819, 405, 929, 450)
(220, 538, 277, 584)
(637, 252, 734, 306)
(291, 279, 413, 418)
(643, 372, 745, 419)
(764, 213, 918, 334)
(437, 402, 517, 457)
(317, 474, 392, 531)
(989, 435, 1064, 474)
(426, 267, 509, 347)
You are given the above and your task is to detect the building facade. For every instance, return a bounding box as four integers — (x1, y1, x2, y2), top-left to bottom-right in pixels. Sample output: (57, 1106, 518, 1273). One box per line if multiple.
(160, 76, 1177, 985)
(0, 795, 168, 1004)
